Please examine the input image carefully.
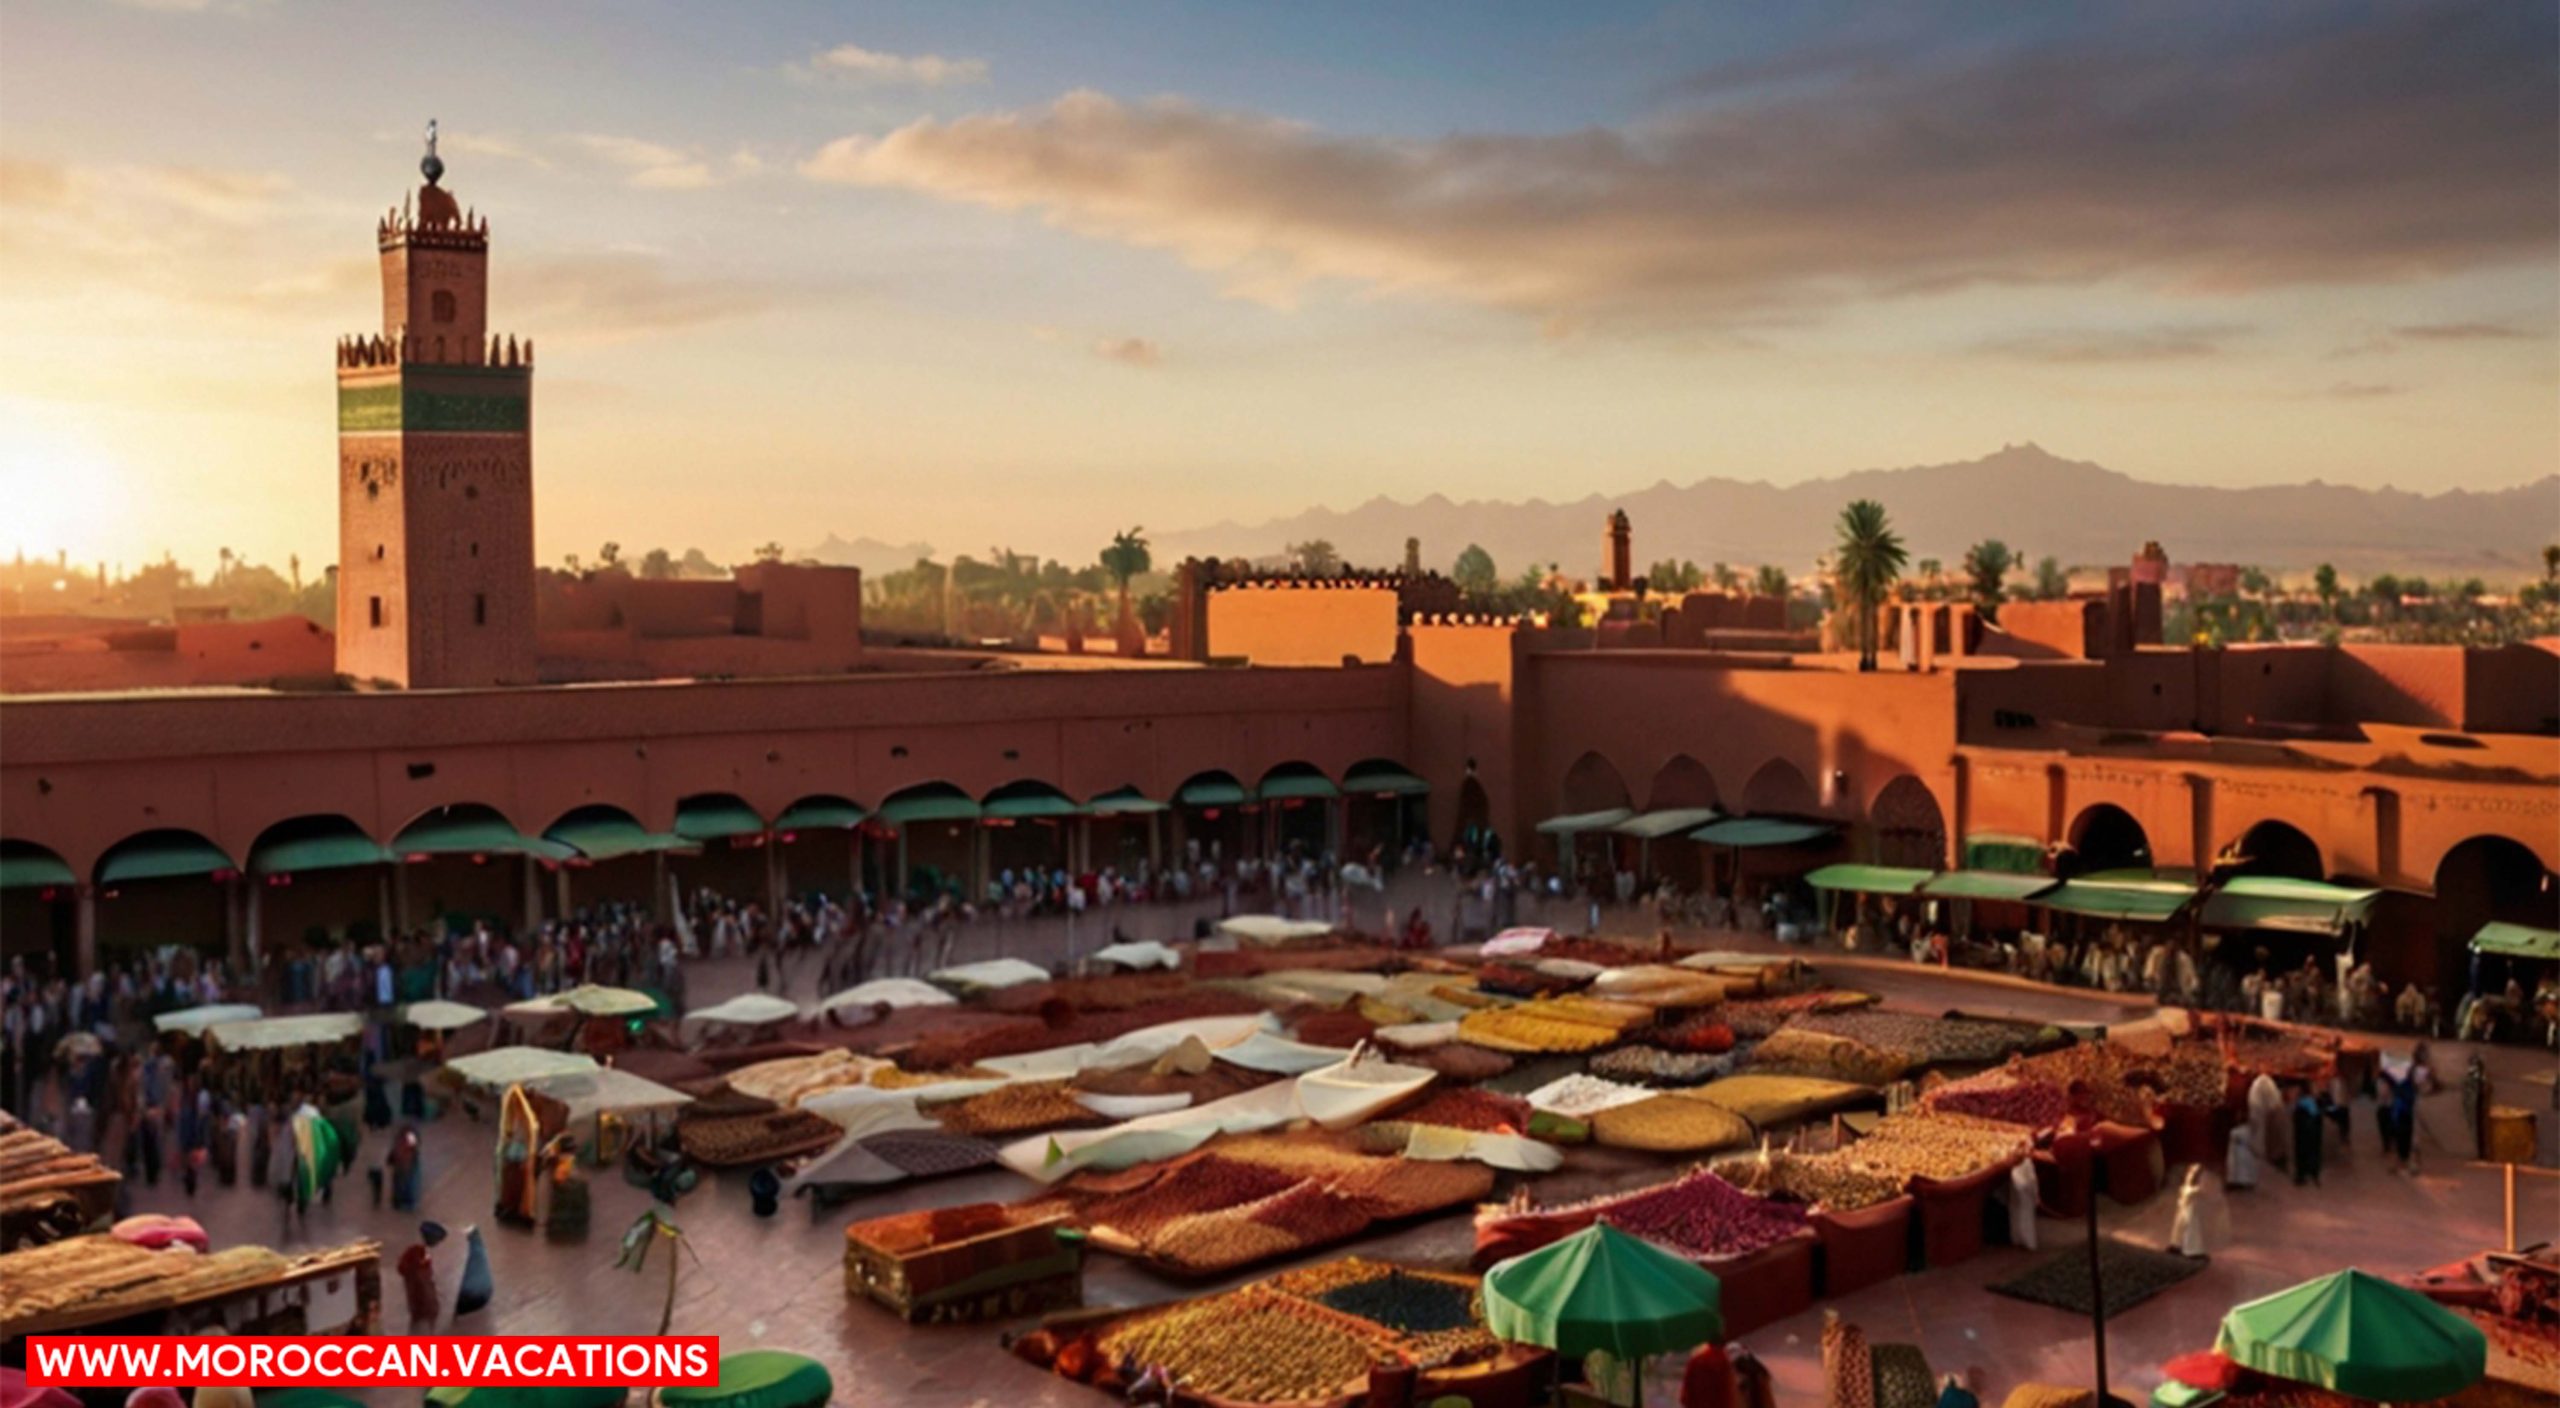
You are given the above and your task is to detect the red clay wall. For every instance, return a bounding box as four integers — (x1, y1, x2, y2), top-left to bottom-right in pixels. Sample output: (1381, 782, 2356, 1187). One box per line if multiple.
(1206, 585, 1400, 666)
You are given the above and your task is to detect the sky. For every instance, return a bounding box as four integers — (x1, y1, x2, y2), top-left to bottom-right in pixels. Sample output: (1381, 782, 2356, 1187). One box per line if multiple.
(1, 0, 2553, 575)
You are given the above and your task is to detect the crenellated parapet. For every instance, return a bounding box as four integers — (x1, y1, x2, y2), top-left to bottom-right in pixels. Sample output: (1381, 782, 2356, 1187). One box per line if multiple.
(336, 331, 532, 369)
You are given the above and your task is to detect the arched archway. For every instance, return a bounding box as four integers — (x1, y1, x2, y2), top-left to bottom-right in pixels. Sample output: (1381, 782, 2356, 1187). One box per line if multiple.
(2432, 835, 2559, 1004)
(2, 840, 78, 975)
(247, 814, 393, 960)
(1740, 758, 1818, 817)
(1560, 752, 1634, 815)
(543, 804, 669, 913)
(1647, 756, 1719, 812)
(1174, 769, 1253, 866)
(2224, 820, 2323, 882)
(1257, 762, 1340, 857)
(95, 828, 236, 960)
(1452, 776, 1495, 861)
(391, 803, 538, 938)
(1341, 758, 1427, 861)
(774, 794, 866, 907)
(2067, 804, 2152, 876)
(879, 782, 981, 903)
(1870, 776, 1947, 870)
(983, 781, 1077, 879)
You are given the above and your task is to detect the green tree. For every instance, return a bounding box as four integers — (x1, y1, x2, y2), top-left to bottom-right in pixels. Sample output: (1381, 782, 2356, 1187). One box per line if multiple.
(1963, 539, 2015, 622)
(1451, 543, 1499, 597)
(2312, 563, 2339, 618)
(1100, 526, 1152, 626)
(2541, 543, 2560, 585)
(1287, 539, 1341, 575)
(1711, 562, 1740, 592)
(754, 541, 785, 564)
(1754, 563, 1789, 599)
(596, 541, 622, 569)
(1833, 499, 1908, 672)
(1647, 559, 1703, 593)
(2033, 556, 2069, 600)
(639, 547, 676, 580)
(1914, 558, 1944, 600)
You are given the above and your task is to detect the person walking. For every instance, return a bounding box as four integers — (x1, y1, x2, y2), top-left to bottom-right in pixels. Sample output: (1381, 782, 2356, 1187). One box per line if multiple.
(2289, 1084, 2325, 1187)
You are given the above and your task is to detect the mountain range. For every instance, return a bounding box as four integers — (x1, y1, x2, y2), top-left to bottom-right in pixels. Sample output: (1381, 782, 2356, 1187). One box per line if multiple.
(1148, 444, 2560, 581)
(796, 532, 937, 576)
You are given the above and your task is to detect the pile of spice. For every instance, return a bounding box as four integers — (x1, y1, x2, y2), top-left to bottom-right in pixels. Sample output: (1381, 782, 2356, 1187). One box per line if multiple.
(1709, 1149, 1907, 1212)
(1835, 1110, 2031, 1183)
(1920, 1070, 2069, 1130)
(1090, 1286, 1401, 1402)
(1589, 1093, 1756, 1153)
(1792, 1009, 2050, 1066)
(1591, 1044, 1739, 1087)
(928, 1080, 1106, 1137)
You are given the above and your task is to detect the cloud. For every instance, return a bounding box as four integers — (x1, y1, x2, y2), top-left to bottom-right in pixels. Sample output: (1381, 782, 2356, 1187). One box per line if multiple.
(441, 131, 553, 170)
(2326, 381, 2406, 399)
(803, 6, 2554, 328)
(2391, 321, 2531, 341)
(1091, 336, 1162, 367)
(571, 134, 717, 190)
(800, 43, 987, 87)
(1972, 324, 2245, 364)
(506, 252, 774, 341)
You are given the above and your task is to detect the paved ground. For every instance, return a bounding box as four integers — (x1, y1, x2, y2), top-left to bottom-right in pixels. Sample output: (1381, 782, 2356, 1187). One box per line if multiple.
(83, 884, 2560, 1407)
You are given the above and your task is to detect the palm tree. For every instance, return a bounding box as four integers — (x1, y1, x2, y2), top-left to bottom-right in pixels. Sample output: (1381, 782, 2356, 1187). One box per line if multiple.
(1100, 527, 1152, 636)
(2544, 543, 2559, 586)
(616, 1207, 699, 1336)
(1833, 499, 1908, 672)
(1753, 563, 1788, 599)
(2313, 563, 2340, 620)
(1963, 540, 2015, 621)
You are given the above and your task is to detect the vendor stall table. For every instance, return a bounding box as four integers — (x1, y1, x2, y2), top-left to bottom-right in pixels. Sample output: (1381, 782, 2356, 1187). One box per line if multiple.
(2034, 1135, 2096, 1221)
(2092, 1122, 2165, 1205)
(1812, 1194, 1916, 1297)
(1911, 1162, 2015, 1268)
(1700, 1229, 1818, 1339)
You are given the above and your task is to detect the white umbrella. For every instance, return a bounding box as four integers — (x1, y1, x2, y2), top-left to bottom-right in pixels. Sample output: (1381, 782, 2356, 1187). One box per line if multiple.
(681, 993, 800, 1028)
(444, 1046, 601, 1088)
(1088, 940, 1181, 972)
(929, 958, 1051, 993)
(401, 1000, 488, 1032)
(555, 984, 659, 1017)
(817, 978, 955, 1013)
(154, 1003, 263, 1035)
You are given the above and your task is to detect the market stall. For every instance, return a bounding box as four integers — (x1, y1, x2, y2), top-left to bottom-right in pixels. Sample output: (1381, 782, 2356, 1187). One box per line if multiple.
(0, 1233, 380, 1338)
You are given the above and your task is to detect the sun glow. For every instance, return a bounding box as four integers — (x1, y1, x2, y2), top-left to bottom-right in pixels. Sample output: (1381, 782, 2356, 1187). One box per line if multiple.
(0, 398, 134, 565)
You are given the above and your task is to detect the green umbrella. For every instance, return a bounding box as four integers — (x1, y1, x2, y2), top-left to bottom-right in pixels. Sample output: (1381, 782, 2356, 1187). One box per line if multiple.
(1483, 1221, 1724, 1363)
(659, 1351, 834, 1408)
(2214, 1269, 2487, 1403)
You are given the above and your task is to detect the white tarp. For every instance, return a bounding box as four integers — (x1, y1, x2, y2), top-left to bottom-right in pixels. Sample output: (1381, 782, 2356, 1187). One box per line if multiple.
(1215, 914, 1337, 946)
(816, 978, 956, 1014)
(1533, 958, 1606, 981)
(929, 958, 1051, 993)
(998, 1079, 1301, 1182)
(681, 993, 800, 1028)
(1524, 1073, 1654, 1118)
(1088, 941, 1181, 972)
(444, 1047, 601, 1088)
(1232, 970, 1388, 1006)
(1293, 1046, 1437, 1130)
(400, 1000, 487, 1032)
(1075, 1090, 1193, 1120)
(1371, 1020, 1461, 1051)
(1216, 1030, 1353, 1075)
(1481, 927, 1556, 958)
(208, 1013, 363, 1051)
(555, 984, 658, 1017)
(526, 1067, 694, 1122)
(978, 1013, 1275, 1081)
(155, 1004, 263, 1035)
(1401, 1124, 1565, 1174)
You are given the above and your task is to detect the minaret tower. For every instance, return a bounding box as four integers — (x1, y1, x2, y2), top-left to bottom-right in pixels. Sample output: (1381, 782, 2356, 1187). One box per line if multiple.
(334, 121, 537, 688)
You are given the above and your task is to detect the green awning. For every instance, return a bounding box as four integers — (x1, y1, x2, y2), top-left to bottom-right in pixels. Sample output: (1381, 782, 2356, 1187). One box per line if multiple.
(1085, 788, 1170, 816)
(1922, 870, 2059, 902)
(250, 832, 394, 875)
(545, 814, 692, 861)
(775, 798, 866, 830)
(658, 1352, 834, 1408)
(1343, 762, 1430, 797)
(1963, 833, 2047, 874)
(2199, 876, 2383, 936)
(1538, 807, 1636, 836)
(878, 790, 983, 825)
(1177, 777, 1251, 807)
(1691, 816, 1834, 848)
(0, 850, 76, 890)
(673, 797, 766, 841)
(2039, 877, 2195, 923)
(98, 834, 235, 884)
(1614, 807, 1724, 840)
(983, 789, 1080, 820)
(2469, 921, 2559, 961)
(1259, 772, 1341, 801)
(2214, 1269, 2486, 1402)
(1482, 1221, 1724, 1361)
(1806, 863, 1932, 896)
(395, 813, 575, 861)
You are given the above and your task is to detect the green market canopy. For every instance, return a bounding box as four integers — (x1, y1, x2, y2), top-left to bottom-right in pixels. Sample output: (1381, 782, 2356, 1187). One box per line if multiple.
(2471, 921, 2560, 961)
(1257, 767, 1342, 801)
(1690, 816, 1835, 848)
(395, 809, 575, 862)
(657, 1351, 834, 1408)
(2213, 1268, 2486, 1402)
(1538, 807, 1636, 836)
(1922, 870, 2060, 903)
(1963, 833, 2048, 874)
(775, 797, 865, 830)
(982, 783, 1081, 820)
(1807, 863, 1932, 897)
(1343, 761, 1430, 797)
(96, 830, 235, 884)
(2200, 876, 2384, 937)
(1484, 1221, 1724, 1362)
(877, 785, 983, 825)
(249, 820, 394, 875)
(0, 844, 74, 891)
(1085, 787, 1172, 816)
(544, 810, 693, 862)
(1176, 774, 1252, 807)
(1613, 808, 1725, 840)
(672, 796, 767, 842)
(2039, 875, 2197, 923)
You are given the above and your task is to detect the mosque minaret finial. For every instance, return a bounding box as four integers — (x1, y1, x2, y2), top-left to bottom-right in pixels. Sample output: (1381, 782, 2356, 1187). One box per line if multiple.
(421, 118, 444, 187)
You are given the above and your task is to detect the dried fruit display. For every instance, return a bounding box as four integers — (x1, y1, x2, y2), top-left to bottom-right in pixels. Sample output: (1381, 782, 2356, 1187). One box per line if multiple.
(1534, 936, 1661, 966)
(1405, 1043, 1516, 1082)
(2014, 1044, 2162, 1128)
(676, 1107, 842, 1166)
(1748, 1027, 1910, 1084)
(1793, 1010, 2049, 1066)
(1476, 963, 1586, 998)
(1593, 1169, 1811, 1258)
(1092, 1286, 1400, 1402)
(1708, 1149, 1904, 1212)
(1340, 1155, 1496, 1221)
(2156, 1045, 2229, 1106)
(1835, 1111, 2030, 1183)
(1294, 1009, 1381, 1049)
(1720, 990, 1879, 1039)
(1150, 1180, 1370, 1274)
(1688, 1074, 1877, 1129)
(1315, 1270, 1482, 1340)
(866, 1064, 1001, 1090)
(1921, 1071, 2069, 1130)
(1591, 1044, 1738, 1087)
(1590, 1094, 1756, 1153)
(927, 1079, 1107, 1137)
(1654, 1018, 1739, 1054)
(1387, 1087, 1533, 1133)
(1545, 995, 1657, 1031)
(1457, 1001, 1623, 1054)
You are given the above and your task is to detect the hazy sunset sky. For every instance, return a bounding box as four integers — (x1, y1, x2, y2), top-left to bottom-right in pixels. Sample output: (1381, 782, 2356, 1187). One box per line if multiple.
(1, 1, 2553, 573)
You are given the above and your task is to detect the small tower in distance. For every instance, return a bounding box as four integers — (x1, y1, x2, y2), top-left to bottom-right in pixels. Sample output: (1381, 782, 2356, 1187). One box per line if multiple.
(334, 121, 537, 688)
(1602, 509, 1633, 593)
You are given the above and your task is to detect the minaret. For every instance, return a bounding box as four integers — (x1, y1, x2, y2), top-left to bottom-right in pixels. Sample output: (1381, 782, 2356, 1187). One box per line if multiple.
(334, 121, 537, 688)
(1603, 509, 1632, 593)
